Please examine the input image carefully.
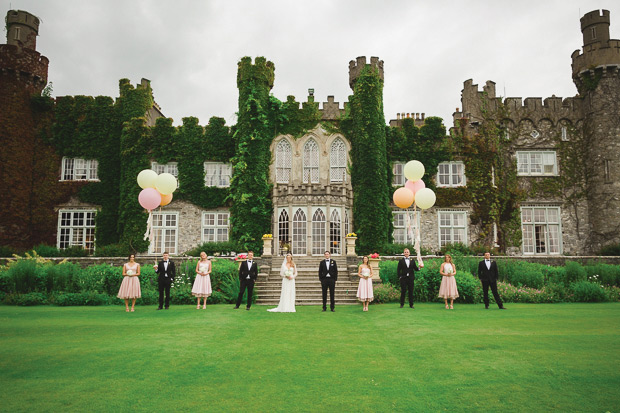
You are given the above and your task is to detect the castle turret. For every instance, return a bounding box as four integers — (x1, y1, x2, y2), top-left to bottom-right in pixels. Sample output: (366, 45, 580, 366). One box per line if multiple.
(572, 10, 620, 252)
(349, 56, 384, 90)
(6, 9, 40, 50)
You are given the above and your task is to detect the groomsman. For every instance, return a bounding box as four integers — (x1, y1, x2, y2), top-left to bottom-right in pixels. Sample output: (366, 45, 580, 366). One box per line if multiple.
(236, 251, 258, 310)
(397, 248, 422, 308)
(318, 251, 338, 312)
(154, 252, 175, 310)
(477, 252, 506, 309)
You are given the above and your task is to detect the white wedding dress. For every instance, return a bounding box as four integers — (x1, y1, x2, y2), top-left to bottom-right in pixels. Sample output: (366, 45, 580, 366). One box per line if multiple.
(267, 260, 297, 313)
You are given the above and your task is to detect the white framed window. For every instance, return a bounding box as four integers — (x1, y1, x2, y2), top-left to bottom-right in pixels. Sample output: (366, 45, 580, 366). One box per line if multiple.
(278, 209, 290, 254)
(392, 162, 405, 186)
(292, 208, 307, 255)
(312, 208, 327, 255)
(202, 211, 229, 243)
(437, 162, 466, 187)
(57, 209, 96, 253)
(438, 210, 468, 247)
(61, 157, 99, 181)
(330, 138, 347, 183)
(392, 210, 420, 245)
(303, 139, 319, 183)
(204, 162, 231, 187)
(150, 212, 178, 255)
(517, 151, 557, 176)
(561, 127, 568, 141)
(521, 206, 562, 255)
(275, 139, 292, 184)
(329, 209, 342, 255)
(151, 162, 178, 178)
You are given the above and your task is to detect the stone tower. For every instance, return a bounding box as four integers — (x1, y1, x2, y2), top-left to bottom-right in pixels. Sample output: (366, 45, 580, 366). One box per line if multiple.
(0, 10, 49, 248)
(571, 9, 620, 252)
(348, 56, 384, 90)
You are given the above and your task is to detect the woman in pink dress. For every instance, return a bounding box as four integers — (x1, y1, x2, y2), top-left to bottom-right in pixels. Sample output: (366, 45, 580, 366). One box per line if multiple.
(192, 252, 212, 309)
(438, 254, 459, 309)
(117, 254, 141, 312)
(356, 256, 374, 311)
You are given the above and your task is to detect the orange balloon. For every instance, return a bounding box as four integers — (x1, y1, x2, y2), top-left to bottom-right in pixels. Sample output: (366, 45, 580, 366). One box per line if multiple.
(393, 187, 414, 209)
(160, 193, 173, 206)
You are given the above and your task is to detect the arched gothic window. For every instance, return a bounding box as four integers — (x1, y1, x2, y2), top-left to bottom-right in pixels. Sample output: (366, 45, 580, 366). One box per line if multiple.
(303, 139, 319, 183)
(330, 138, 347, 182)
(278, 210, 289, 255)
(292, 208, 307, 255)
(330, 209, 341, 254)
(275, 139, 292, 183)
(312, 208, 326, 255)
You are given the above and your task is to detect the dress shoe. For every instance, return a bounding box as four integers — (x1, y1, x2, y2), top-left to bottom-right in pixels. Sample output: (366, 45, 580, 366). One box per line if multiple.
(399, 305, 404, 308)
(165, 307, 169, 310)
(410, 305, 414, 309)
(246, 307, 250, 311)
(156, 307, 163, 310)
(331, 309, 335, 312)
(499, 306, 507, 310)
(485, 306, 489, 309)
(322, 309, 326, 312)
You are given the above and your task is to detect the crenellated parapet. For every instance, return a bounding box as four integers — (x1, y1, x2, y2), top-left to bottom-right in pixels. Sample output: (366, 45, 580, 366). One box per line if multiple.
(6, 10, 40, 50)
(319, 95, 346, 120)
(236, 56, 275, 89)
(0, 44, 48, 90)
(348, 56, 384, 89)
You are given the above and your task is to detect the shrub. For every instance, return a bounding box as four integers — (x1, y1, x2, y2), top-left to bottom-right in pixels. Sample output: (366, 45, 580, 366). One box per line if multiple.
(94, 243, 133, 257)
(184, 241, 240, 257)
(380, 244, 432, 256)
(15, 292, 48, 306)
(504, 261, 545, 289)
(453, 271, 481, 303)
(53, 291, 110, 306)
(599, 243, 620, 256)
(46, 262, 83, 293)
(137, 290, 159, 306)
(372, 283, 400, 303)
(5, 259, 46, 293)
(565, 261, 587, 286)
(438, 242, 475, 256)
(219, 272, 256, 304)
(543, 266, 566, 286)
(378, 260, 399, 285)
(570, 281, 607, 302)
(584, 262, 620, 287)
(0, 272, 15, 293)
(603, 285, 620, 302)
(100, 265, 125, 295)
(210, 259, 239, 292)
(29, 244, 89, 257)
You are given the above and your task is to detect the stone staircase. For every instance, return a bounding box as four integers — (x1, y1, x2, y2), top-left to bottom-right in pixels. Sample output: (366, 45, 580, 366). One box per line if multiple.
(255, 256, 362, 306)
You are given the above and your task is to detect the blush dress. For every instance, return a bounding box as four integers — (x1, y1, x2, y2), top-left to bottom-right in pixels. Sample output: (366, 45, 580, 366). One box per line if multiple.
(117, 263, 141, 299)
(191, 261, 212, 298)
(438, 263, 459, 299)
(356, 267, 374, 302)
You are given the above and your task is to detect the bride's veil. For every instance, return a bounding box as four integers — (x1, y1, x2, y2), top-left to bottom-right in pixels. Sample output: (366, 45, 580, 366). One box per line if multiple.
(280, 257, 288, 276)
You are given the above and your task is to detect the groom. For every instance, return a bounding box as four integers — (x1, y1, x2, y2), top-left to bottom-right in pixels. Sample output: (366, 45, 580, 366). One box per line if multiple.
(154, 252, 175, 310)
(397, 248, 421, 308)
(477, 252, 506, 309)
(235, 251, 258, 310)
(318, 251, 338, 312)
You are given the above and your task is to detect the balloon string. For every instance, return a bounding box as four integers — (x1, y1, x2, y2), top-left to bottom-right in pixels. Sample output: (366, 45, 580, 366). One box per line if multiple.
(143, 210, 153, 241)
(414, 204, 422, 262)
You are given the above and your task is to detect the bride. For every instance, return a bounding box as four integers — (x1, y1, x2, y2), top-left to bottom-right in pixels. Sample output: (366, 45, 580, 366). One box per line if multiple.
(267, 253, 297, 312)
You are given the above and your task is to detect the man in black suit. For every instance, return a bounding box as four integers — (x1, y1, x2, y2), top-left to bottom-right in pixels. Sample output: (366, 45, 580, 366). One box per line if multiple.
(235, 251, 258, 310)
(154, 251, 175, 310)
(318, 250, 338, 312)
(477, 252, 506, 309)
(397, 248, 421, 308)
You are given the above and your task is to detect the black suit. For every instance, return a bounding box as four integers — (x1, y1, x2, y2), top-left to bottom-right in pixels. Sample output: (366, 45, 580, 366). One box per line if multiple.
(318, 259, 338, 310)
(237, 260, 258, 308)
(477, 259, 504, 308)
(397, 257, 420, 307)
(155, 260, 176, 309)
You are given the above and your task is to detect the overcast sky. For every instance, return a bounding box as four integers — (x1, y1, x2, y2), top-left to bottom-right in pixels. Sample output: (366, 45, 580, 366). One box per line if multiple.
(3, 0, 619, 127)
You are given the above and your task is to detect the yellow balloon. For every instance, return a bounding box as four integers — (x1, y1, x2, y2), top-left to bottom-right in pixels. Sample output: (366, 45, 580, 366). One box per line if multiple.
(404, 160, 425, 181)
(393, 187, 414, 209)
(155, 173, 178, 195)
(137, 169, 158, 189)
(414, 188, 436, 210)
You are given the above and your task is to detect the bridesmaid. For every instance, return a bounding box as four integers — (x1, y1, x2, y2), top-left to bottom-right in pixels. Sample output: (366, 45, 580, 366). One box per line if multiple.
(117, 254, 141, 312)
(438, 254, 459, 309)
(356, 256, 374, 311)
(191, 252, 212, 309)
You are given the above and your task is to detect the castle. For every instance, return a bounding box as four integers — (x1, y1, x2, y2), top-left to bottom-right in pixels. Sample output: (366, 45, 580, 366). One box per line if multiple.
(0, 9, 618, 257)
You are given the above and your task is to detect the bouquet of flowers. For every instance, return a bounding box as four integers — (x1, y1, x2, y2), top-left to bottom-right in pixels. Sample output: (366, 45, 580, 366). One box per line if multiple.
(361, 268, 371, 278)
(285, 268, 296, 278)
(126, 269, 135, 276)
(370, 253, 379, 259)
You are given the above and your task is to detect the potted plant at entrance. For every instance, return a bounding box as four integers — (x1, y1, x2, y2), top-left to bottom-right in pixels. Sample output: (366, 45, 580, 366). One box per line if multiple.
(368, 252, 381, 281)
(262, 234, 273, 256)
(345, 232, 357, 256)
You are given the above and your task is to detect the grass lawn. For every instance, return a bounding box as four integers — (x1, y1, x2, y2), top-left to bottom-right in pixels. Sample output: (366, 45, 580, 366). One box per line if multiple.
(0, 303, 618, 412)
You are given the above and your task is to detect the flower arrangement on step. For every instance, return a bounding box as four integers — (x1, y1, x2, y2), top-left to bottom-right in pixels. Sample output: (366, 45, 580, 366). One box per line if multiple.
(235, 253, 248, 261)
(262, 234, 273, 239)
(346, 232, 357, 237)
(370, 253, 380, 259)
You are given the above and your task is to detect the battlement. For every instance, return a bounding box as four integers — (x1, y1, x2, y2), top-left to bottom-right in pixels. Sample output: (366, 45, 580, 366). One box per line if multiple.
(6, 10, 40, 50)
(237, 56, 275, 89)
(581, 9, 610, 32)
(319, 95, 345, 120)
(388, 112, 426, 128)
(571, 39, 620, 78)
(0, 44, 48, 86)
(348, 56, 384, 89)
(459, 79, 582, 126)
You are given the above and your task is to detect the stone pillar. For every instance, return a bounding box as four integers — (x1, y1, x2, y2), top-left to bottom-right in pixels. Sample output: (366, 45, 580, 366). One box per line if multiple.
(345, 236, 357, 256)
(262, 236, 273, 256)
(369, 257, 381, 281)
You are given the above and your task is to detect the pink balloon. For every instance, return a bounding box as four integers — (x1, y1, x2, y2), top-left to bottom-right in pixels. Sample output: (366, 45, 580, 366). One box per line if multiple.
(410, 179, 426, 194)
(138, 188, 162, 211)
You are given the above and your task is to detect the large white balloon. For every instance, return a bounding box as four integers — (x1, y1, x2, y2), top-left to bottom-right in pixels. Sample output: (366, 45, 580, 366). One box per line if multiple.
(137, 169, 158, 189)
(414, 188, 436, 210)
(155, 173, 178, 195)
(404, 160, 425, 181)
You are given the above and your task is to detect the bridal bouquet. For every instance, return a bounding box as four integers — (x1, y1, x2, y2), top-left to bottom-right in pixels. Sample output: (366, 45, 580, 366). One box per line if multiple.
(285, 268, 296, 278)
(126, 269, 135, 276)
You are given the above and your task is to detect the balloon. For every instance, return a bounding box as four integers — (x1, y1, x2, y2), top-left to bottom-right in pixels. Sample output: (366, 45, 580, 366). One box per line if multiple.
(138, 188, 161, 211)
(404, 160, 425, 181)
(415, 188, 436, 210)
(137, 169, 158, 189)
(155, 173, 177, 195)
(160, 193, 173, 206)
(393, 187, 414, 209)
(405, 179, 425, 195)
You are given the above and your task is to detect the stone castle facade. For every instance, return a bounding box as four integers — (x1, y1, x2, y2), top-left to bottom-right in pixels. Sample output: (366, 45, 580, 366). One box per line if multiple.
(1, 9, 618, 256)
